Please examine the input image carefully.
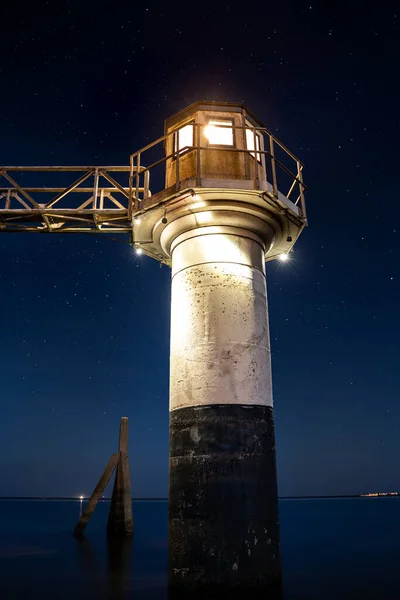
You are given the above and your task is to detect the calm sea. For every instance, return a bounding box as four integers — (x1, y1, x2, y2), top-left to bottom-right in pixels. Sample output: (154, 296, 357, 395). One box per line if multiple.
(0, 497, 399, 599)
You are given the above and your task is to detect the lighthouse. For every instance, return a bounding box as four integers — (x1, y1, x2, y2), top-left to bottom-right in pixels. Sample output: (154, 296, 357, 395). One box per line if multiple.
(131, 101, 307, 596)
(0, 100, 306, 595)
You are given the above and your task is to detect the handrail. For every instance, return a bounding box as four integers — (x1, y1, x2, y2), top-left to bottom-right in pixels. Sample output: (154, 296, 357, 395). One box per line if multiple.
(131, 143, 306, 206)
(0, 187, 145, 193)
(129, 124, 304, 168)
(0, 166, 146, 233)
(0, 166, 134, 172)
(128, 121, 306, 217)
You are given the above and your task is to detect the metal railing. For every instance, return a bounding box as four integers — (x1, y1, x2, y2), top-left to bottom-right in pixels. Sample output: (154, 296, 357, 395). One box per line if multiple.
(0, 166, 146, 233)
(0, 124, 306, 234)
(129, 122, 306, 219)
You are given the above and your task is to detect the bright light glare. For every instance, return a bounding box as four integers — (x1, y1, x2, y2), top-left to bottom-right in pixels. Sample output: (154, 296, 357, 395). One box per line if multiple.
(134, 217, 141, 224)
(136, 247, 143, 255)
(80, 496, 84, 500)
(204, 120, 233, 145)
(279, 253, 289, 262)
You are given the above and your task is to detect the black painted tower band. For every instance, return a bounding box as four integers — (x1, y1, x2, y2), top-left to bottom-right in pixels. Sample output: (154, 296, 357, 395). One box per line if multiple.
(168, 404, 282, 599)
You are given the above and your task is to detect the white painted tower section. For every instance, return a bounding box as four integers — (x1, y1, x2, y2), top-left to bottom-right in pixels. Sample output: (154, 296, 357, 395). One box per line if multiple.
(166, 224, 274, 412)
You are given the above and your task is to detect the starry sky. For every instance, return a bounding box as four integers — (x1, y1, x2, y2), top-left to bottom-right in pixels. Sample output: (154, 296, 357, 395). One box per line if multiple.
(0, 0, 399, 498)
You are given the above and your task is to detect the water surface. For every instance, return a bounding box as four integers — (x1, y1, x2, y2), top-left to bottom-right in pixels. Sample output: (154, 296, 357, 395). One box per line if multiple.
(0, 498, 399, 599)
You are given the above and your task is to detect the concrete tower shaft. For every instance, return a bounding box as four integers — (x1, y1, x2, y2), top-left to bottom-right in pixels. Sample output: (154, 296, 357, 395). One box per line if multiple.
(161, 207, 276, 413)
(169, 227, 272, 411)
(160, 198, 282, 596)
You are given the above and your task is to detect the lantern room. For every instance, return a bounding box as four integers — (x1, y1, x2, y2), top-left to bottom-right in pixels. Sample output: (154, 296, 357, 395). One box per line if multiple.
(164, 101, 268, 191)
(128, 100, 306, 264)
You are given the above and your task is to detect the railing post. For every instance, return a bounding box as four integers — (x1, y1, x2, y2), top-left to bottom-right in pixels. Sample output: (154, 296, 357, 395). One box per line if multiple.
(269, 135, 278, 197)
(6, 189, 11, 209)
(129, 155, 134, 219)
(93, 168, 99, 209)
(253, 128, 259, 190)
(176, 133, 180, 192)
(135, 153, 140, 212)
(298, 162, 306, 220)
(241, 108, 250, 181)
(196, 123, 201, 187)
(144, 170, 150, 200)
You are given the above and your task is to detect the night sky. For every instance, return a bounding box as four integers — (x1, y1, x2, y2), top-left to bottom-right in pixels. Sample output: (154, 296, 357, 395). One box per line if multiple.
(0, 1, 399, 498)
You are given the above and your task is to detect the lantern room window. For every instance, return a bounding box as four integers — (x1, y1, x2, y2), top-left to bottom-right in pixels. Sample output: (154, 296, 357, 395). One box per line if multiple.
(245, 122, 262, 163)
(173, 122, 194, 156)
(204, 119, 234, 146)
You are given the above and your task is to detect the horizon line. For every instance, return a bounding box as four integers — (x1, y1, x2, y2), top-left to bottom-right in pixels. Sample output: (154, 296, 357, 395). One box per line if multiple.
(1, 494, 397, 500)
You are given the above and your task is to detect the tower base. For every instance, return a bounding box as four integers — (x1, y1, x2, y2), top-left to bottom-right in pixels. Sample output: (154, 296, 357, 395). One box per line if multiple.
(168, 404, 282, 598)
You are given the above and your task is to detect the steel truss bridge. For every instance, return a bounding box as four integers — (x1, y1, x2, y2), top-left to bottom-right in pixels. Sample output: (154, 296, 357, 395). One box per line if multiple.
(0, 166, 143, 235)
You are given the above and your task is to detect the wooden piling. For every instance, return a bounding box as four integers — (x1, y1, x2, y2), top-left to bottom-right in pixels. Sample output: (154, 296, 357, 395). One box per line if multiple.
(74, 452, 119, 536)
(107, 417, 134, 536)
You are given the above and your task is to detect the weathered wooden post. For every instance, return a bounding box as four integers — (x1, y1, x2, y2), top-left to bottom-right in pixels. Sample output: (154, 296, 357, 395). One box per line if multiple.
(74, 452, 119, 536)
(107, 417, 134, 536)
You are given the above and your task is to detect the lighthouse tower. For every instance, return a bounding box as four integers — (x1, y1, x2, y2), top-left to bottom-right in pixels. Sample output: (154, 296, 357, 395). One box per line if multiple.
(131, 101, 307, 597)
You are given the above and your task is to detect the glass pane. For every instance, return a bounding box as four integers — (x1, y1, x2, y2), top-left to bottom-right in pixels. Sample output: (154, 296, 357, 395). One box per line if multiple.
(246, 127, 261, 162)
(175, 123, 193, 153)
(246, 127, 255, 154)
(204, 119, 233, 145)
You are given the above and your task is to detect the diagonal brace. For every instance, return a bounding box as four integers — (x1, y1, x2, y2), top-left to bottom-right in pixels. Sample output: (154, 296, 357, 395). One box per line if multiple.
(0, 171, 38, 208)
(46, 170, 95, 208)
(99, 170, 130, 199)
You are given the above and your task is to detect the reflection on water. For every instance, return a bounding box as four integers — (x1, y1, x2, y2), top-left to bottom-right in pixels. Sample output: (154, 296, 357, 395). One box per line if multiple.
(75, 534, 133, 600)
(0, 500, 167, 600)
(107, 536, 134, 599)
